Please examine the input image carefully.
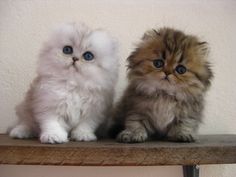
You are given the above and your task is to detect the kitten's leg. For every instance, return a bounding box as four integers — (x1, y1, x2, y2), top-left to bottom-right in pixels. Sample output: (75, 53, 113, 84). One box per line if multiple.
(9, 122, 37, 139)
(167, 118, 199, 142)
(71, 101, 109, 141)
(9, 102, 37, 139)
(39, 115, 68, 144)
(71, 119, 97, 141)
(117, 115, 148, 143)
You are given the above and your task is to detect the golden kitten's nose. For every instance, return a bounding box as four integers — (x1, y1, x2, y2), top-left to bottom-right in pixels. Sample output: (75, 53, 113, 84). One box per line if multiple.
(164, 66, 172, 76)
(164, 72, 171, 81)
(72, 57, 79, 62)
(164, 71, 172, 77)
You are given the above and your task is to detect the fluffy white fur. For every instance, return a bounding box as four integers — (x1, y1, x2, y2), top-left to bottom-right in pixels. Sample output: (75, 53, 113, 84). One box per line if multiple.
(9, 23, 119, 143)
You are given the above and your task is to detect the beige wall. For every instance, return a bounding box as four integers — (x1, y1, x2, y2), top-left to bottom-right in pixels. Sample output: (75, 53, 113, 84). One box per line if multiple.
(0, 0, 236, 176)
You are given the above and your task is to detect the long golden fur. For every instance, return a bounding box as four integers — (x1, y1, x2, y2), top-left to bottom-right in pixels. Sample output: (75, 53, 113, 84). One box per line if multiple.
(110, 27, 213, 143)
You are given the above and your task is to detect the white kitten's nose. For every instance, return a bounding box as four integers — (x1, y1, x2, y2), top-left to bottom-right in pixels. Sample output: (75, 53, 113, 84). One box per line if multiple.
(72, 57, 79, 62)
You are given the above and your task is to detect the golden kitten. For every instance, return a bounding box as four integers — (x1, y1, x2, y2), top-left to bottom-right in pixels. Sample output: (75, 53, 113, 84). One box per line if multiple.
(111, 28, 213, 143)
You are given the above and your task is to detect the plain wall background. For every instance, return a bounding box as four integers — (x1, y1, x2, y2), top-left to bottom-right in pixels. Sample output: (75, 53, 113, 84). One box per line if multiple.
(0, 0, 236, 176)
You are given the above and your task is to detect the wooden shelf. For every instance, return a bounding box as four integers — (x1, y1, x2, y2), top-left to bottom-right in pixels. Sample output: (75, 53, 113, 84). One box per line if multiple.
(0, 134, 236, 166)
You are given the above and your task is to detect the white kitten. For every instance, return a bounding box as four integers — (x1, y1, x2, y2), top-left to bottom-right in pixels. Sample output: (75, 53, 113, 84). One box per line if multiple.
(9, 23, 119, 143)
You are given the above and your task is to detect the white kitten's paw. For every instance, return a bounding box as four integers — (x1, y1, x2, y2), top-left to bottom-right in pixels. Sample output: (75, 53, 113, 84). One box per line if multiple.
(71, 130, 97, 142)
(9, 125, 35, 139)
(40, 131, 68, 144)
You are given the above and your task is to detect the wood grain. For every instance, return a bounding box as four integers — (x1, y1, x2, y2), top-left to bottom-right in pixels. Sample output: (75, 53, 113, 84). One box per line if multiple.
(0, 134, 236, 166)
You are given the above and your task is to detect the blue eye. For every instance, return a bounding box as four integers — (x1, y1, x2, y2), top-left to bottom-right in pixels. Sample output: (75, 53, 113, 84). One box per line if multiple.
(63, 46, 73, 54)
(83, 51, 94, 61)
(153, 59, 164, 68)
(176, 65, 187, 74)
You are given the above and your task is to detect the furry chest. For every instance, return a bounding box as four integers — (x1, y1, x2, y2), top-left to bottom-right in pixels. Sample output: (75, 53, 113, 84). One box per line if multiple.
(153, 98, 176, 132)
(56, 89, 83, 127)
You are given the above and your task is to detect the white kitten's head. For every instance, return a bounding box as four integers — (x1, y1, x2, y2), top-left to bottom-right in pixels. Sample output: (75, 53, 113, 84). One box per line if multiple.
(38, 23, 119, 89)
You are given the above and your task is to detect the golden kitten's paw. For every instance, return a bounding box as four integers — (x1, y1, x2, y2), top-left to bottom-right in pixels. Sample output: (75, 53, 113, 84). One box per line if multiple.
(117, 129, 148, 143)
(168, 132, 196, 142)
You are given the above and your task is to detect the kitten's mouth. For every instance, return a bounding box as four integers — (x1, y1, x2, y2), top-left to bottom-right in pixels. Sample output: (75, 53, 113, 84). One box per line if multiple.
(162, 76, 170, 82)
(71, 62, 79, 71)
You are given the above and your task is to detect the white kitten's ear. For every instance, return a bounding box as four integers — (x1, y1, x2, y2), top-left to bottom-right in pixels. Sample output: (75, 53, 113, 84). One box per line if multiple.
(50, 22, 76, 38)
(90, 29, 118, 55)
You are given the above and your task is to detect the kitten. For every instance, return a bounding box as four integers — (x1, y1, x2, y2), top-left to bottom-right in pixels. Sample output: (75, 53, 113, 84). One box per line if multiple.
(9, 23, 119, 143)
(111, 27, 213, 143)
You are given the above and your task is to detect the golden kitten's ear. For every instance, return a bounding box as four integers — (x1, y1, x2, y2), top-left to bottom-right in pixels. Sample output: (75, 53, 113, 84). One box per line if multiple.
(127, 50, 138, 69)
(205, 62, 213, 88)
(198, 61, 213, 89)
(142, 29, 160, 41)
(197, 42, 213, 88)
(198, 41, 209, 57)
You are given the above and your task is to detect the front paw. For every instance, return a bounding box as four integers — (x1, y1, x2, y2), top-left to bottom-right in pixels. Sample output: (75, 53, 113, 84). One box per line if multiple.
(117, 129, 148, 143)
(40, 131, 68, 144)
(168, 132, 196, 142)
(71, 130, 97, 142)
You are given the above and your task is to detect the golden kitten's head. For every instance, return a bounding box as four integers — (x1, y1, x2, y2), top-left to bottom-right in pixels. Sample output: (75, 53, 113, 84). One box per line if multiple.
(128, 28, 213, 98)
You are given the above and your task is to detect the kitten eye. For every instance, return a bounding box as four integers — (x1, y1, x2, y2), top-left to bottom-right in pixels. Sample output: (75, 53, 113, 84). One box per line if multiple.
(83, 51, 94, 61)
(176, 65, 187, 74)
(153, 59, 164, 68)
(63, 46, 73, 54)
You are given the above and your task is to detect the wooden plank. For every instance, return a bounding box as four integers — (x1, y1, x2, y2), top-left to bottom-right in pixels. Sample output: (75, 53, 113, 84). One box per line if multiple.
(0, 134, 236, 166)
